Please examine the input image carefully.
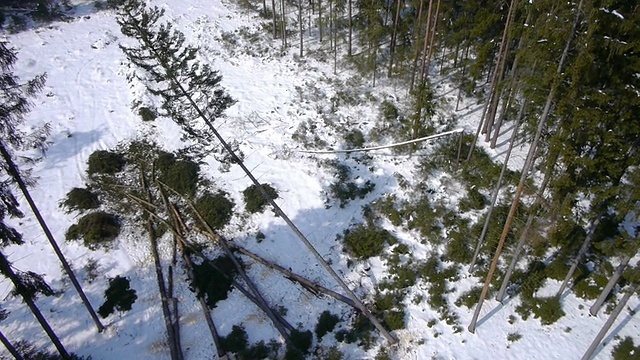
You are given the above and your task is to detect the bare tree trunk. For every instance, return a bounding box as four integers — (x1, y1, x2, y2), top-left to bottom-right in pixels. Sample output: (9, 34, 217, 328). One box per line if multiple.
(556, 217, 601, 298)
(424, 0, 441, 75)
(581, 283, 639, 360)
(0, 254, 69, 358)
(348, 0, 352, 56)
(272, 0, 278, 38)
(0, 328, 24, 360)
(409, 0, 426, 91)
(141, 174, 182, 360)
(0, 140, 105, 333)
(468, 0, 584, 333)
(281, 0, 287, 47)
(419, 0, 434, 83)
(468, 101, 524, 272)
(318, 0, 322, 42)
(387, 0, 402, 77)
(496, 150, 556, 302)
(590, 254, 632, 316)
(299, 0, 303, 57)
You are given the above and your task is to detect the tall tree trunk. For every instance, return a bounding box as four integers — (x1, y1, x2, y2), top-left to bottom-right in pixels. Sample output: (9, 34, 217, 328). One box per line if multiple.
(424, 0, 441, 75)
(272, 0, 278, 38)
(0, 328, 24, 360)
(419, 0, 434, 83)
(347, 0, 352, 56)
(0, 140, 105, 333)
(556, 217, 601, 298)
(387, 0, 402, 77)
(468, 100, 524, 272)
(299, 0, 303, 57)
(467, 0, 516, 161)
(318, 0, 322, 42)
(581, 283, 639, 360)
(496, 149, 557, 302)
(0, 254, 69, 358)
(468, 0, 584, 333)
(409, 0, 426, 91)
(590, 254, 632, 316)
(281, 0, 287, 47)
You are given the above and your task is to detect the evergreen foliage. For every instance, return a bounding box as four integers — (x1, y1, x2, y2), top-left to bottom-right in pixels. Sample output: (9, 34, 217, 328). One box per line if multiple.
(612, 337, 640, 360)
(342, 223, 394, 259)
(98, 275, 137, 317)
(220, 325, 249, 354)
(60, 187, 101, 213)
(190, 255, 237, 308)
(242, 183, 278, 214)
(87, 150, 126, 175)
(315, 311, 340, 339)
(65, 211, 121, 248)
(195, 191, 234, 230)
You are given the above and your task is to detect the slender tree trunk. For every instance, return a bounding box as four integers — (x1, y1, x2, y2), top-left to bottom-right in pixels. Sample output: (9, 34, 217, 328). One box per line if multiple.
(496, 149, 557, 302)
(262, 0, 267, 14)
(424, 0, 441, 74)
(581, 283, 639, 360)
(0, 140, 105, 333)
(141, 173, 182, 360)
(299, 0, 303, 57)
(0, 254, 69, 358)
(556, 217, 601, 298)
(318, 0, 322, 42)
(272, 0, 278, 38)
(589, 254, 632, 316)
(419, 0, 434, 83)
(0, 328, 24, 360)
(387, 0, 402, 77)
(281, 0, 287, 47)
(468, 101, 524, 272)
(348, 0, 352, 56)
(409, 0, 425, 91)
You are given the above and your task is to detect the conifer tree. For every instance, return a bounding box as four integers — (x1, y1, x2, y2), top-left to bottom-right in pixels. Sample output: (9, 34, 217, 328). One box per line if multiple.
(0, 41, 104, 333)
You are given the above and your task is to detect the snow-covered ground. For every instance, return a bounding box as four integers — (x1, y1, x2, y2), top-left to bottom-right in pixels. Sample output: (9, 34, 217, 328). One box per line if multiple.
(1, 0, 638, 359)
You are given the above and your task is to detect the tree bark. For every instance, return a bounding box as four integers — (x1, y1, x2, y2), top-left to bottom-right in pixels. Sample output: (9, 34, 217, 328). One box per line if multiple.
(272, 0, 278, 38)
(556, 217, 601, 298)
(347, 0, 352, 56)
(581, 283, 639, 360)
(299, 0, 303, 57)
(0, 254, 69, 358)
(409, 0, 426, 91)
(0, 140, 105, 333)
(419, 0, 434, 83)
(589, 254, 632, 316)
(468, 102, 524, 272)
(0, 328, 24, 360)
(387, 0, 402, 78)
(424, 0, 441, 76)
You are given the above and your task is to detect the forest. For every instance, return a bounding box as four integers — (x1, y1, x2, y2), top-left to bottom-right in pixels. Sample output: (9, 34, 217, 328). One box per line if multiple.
(0, 0, 638, 359)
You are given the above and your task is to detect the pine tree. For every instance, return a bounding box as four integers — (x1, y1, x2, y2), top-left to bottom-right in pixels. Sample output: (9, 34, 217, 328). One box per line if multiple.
(0, 41, 104, 333)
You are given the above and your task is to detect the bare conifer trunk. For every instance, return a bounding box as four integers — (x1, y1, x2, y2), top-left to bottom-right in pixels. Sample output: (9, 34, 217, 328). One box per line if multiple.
(0, 328, 23, 360)
(589, 254, 632, 316)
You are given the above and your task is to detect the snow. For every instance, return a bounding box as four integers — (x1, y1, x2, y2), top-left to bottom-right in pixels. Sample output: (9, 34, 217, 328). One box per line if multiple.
(1, 0, 638, 359)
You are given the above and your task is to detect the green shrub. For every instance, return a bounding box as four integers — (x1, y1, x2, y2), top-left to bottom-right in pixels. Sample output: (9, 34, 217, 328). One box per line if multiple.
(334, 314, 375, 350)
(315, 311, 340, 339)
(98, 276, 137, 318)
(195, 191, 234, 230)
(507, 332, 522, 342)
(243, 183, 278, 214)
(383, 309, 405, 330)
(87, 150, 125, 175)
(239, 340, 272, 360)
(330, 180, 375, 208)
(66, 211, 120, 248)
(455, 286, 483, 309)
(344, 129, 365, 149)
(459, 187, 488, 212)
(446, 226, 474, 264)
(343, 224, 394, 259)
(291, 329, 312, 353)
(138, 106, 157, 121)
(220, 325, 248, 354)
(190, 256, 237, 308)
(158, 158, 200, 197)
(60, 187, 100, 213)
(531, 297, 565, 325)
(612, 337, 640, 360)
(380, 100, 399, 123)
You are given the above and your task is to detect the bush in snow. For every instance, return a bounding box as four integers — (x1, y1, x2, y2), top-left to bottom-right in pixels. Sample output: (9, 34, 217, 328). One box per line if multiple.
(137, 106, 157, 122)
(98, 275, 137, 318)
(60, 187, 101, 213)
(65, 211, 120, 248)
(156, 152, 200, 197)
(220, 325, 249, 354)
(195, 191, 234, 230)
(190, 255, 237, 309)
(87, 150, 126, 175)
(612, 337, 640, 360)
(243, 183, 278, 214)
(342, 223, 395, 259)
(315, 311, 340, 339)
